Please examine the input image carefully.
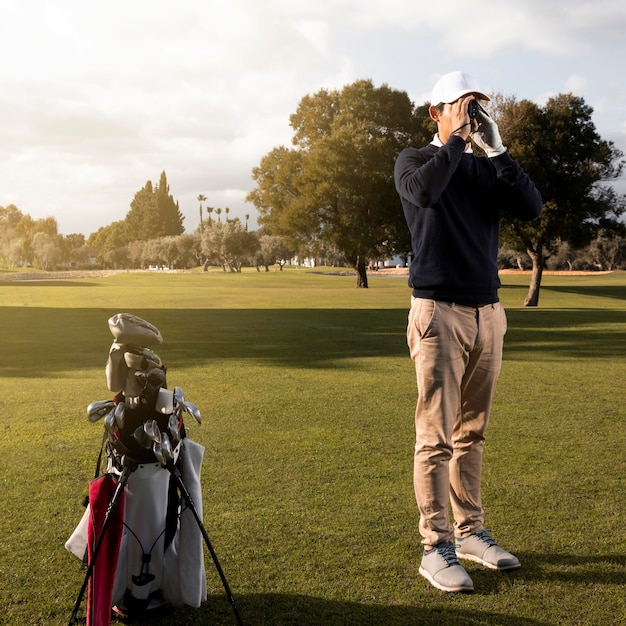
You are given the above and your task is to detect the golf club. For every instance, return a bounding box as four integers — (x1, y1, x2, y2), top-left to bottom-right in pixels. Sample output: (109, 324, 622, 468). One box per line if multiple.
(144, 419, 161, 444)
(160, 432, 174, 464)
(183, 401, 202, 424)
(87, 400, 116, 423)
(168, 414, 181, 445)
(174, 386, 185, 407)
(113, 403, 125, 430)
(152, 442, 166, 466)
(133, 425, 153, 450)
(104, 409, 116, 436)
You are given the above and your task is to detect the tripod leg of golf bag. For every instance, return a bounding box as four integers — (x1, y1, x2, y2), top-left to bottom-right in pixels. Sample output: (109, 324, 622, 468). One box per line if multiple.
(68, 458, 136, 626)
(167, 463, 244, 626)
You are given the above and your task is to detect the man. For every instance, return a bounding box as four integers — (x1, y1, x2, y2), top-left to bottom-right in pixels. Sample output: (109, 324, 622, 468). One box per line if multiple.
(394, 71, 542, 593)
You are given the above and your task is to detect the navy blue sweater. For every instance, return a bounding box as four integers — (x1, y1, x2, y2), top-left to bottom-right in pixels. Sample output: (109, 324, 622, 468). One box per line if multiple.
(394, 135, 542, 304)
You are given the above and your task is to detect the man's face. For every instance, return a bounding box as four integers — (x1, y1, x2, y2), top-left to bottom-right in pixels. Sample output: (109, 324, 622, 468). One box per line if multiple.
(429, 101, 458, 142)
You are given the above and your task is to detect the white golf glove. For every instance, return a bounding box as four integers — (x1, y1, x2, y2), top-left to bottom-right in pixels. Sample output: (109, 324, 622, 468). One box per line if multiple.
(471, 107, 506, 157)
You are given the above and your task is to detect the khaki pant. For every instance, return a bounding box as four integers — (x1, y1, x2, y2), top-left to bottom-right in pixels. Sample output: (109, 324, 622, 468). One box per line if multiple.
(407, 298, 507, 547)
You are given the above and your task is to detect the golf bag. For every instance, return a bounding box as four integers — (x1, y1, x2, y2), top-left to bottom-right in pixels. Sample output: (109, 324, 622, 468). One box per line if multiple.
(66, 313, 208, 625)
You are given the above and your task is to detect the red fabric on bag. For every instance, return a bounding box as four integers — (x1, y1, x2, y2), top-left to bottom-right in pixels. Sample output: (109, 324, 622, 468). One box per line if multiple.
(87, 475, 125, 626)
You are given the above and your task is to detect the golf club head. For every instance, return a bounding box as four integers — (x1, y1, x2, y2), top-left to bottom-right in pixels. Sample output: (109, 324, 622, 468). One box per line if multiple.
(183, 401, 202, 424)
(174, 386, 185, 408)
(144, 419, 161, 444)
(153, 442, 166, 466)
(114, 402, 125, 429)
(160, 432, 174, 464)
(168, 413, 181, 445)
(104, 409, 116, 436)
(87, 400, 116, 423)
(133, 425, 153, 449)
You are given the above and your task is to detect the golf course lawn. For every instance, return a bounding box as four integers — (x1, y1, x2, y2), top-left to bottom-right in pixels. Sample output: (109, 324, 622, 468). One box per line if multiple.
(1, 268, 625, 625)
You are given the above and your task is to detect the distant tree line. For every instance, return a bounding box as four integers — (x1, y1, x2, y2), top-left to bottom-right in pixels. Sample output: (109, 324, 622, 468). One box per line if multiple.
(0, 205, 90, 270)
(2, 197, 625, 273)
(0, 202, 296, 273)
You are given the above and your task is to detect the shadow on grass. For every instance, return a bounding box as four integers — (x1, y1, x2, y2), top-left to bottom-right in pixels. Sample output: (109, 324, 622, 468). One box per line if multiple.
(114, 592, 552, 626)
(0, 279, 99, 287)
(540, 284, 626, 302)
(1, 306, 626, 377)
(504, 309, 626, 360)
(510, 552, 626, 586)
(0, 307, 409, 377)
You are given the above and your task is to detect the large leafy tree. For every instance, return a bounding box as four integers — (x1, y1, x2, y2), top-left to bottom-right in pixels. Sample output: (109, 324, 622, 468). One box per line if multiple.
(247, 80, 419, 287)
(493, 94, 625, 305)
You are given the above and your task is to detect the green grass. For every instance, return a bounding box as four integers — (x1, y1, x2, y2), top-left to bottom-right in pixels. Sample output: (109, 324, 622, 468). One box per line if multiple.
(1, 269, 625, 625)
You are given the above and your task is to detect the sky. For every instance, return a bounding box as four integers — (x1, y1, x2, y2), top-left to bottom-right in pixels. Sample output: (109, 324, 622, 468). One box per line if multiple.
(1, 0, 626, 237)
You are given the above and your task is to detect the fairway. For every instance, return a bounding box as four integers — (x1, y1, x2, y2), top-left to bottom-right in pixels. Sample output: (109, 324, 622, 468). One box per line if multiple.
(1, 269, 625, 625)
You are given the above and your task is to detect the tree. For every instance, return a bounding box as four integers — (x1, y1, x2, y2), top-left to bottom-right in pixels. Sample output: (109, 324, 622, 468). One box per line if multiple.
(126, 179, 157, 238)
(87, 220, 130, 254)
(247, 79, 419, 287)
(583, 230, 626, 270)
(175, 233, 202, 268)
(0, 206, 69, 268)
(16, 215, 59, 267)
(60, 233, 89, 268)
(141, 238, 168, 268)
(493, 94, 625, 305)
(256, 234, 291, 271)
(197, 194, 206, 232)
(155, 171, 185, 237)
(125, 171, 184, 241)
(0, 205, 25, 266)
(199, 220, 258, 272)
(32, 231, 62, 270)
(0, 204, 24, 229)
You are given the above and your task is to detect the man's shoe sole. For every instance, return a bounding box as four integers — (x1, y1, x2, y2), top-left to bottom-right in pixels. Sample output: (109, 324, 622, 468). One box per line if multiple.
(418, 565, 474, 593)
(456, 552, 521, 571)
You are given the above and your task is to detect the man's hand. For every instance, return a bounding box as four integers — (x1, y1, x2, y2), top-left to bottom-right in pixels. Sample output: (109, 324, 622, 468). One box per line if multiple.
(450, 96, 474, 143)
(471, 106, 506, 157)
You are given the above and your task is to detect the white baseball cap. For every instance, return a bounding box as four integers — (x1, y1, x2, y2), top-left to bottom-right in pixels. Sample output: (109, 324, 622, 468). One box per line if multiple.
(430, 71, 490, 105)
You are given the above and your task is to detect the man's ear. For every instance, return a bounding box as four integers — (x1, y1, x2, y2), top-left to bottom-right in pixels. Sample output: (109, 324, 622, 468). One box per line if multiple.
(428, 105, 439, 123)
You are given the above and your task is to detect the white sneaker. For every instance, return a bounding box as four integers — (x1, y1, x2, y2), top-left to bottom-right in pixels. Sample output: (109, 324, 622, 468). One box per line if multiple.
(419, 541, 474, 592)
(456, 530, 521, 571)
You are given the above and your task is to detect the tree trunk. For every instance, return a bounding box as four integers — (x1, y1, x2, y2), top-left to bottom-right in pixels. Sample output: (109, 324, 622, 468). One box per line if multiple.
(524, 247, 544, 306)
(355, 256, 368, 288)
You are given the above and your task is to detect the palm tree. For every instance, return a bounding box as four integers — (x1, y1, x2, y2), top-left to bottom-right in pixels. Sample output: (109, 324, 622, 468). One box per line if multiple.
(206, 206, 214, 225)
(197, 194, 206, 232)
(215, 208, 222, 223)
(225, 207, 230, 222)
(244, 214, 250, 231)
